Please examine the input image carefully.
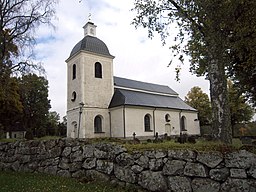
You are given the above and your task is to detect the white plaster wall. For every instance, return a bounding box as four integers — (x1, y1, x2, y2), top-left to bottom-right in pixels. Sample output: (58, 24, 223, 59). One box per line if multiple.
(112, 106, 200, 138)
(109, 107, 124, 138)
(67, 108, 80, 138)
(66, 55, 83, 110)
(66, 55, 84, 138)
(81, 108, 110, 138)
(66, 51, 114, 138)
(125, 106, 155, 138)
(154, 109, 181, 136)
(82, 52, 114, 108)
(180, 111, 200, 135)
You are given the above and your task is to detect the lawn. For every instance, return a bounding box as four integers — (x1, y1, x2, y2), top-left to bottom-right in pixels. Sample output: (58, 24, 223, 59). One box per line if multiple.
(0, 171, 130, 192)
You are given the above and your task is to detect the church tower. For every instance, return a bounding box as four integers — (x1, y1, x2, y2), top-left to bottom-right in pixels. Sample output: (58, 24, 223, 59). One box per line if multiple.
(66, 20, 114, 138)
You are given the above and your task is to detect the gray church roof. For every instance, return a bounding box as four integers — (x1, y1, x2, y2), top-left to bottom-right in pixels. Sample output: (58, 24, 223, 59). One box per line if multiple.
(69, 36, 114, 58)
(109, 89, 196, 111)
(110, 77, 196, 111)
(114, 76, 178, 96)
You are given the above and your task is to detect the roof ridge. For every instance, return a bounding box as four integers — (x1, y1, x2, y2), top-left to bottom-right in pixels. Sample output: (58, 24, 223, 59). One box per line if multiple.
(114, 76, 178, 96)
(114, 76, 169, 87)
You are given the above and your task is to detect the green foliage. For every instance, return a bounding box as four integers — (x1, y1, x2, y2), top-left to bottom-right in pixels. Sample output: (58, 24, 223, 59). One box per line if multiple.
(36, 126, 47, 138)
(25, 130, 34, 140)
(132, 0, 256, 143)
(228, 80, 255, 126)
(0, 0, 58, 76)
(0, 77, 23, 133)
(46, 111, 60, 136)
(132, 0, 256, 105)
(18, 74, 51, 137)
(0, 171, 130, 192)
(233, 122, 256, 137)
(0, 124, 4, 139)
(185, 86, 212, 125)
(0, 0, 58, 138)
(185, 84, 255, 127)
(58, 116, 67, 137)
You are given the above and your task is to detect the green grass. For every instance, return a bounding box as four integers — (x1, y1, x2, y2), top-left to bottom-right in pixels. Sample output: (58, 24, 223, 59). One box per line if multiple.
(0, 136, 61, 142)
(1, 136, 255, 154)
(0, 171, 130, 192)
(123, 138, 244, 153)
(0, 138, 17, 142)
(36, 136, 62, 140)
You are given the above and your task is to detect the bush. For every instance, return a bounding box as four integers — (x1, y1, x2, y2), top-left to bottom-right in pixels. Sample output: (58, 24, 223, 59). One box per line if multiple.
(37, 127, 46, 138)
(187, 136, 197, 144)
(25, 130, 34, 140)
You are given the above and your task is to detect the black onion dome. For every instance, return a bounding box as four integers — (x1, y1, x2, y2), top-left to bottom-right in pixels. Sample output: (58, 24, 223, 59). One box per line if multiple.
(70, 36, 113, 57)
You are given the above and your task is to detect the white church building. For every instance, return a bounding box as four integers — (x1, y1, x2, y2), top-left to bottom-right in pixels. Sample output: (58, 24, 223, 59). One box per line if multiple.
(66, 21, 200, 139)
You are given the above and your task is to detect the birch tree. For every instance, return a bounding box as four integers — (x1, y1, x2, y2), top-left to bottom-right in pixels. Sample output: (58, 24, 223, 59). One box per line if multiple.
(132, 0, 256, 143)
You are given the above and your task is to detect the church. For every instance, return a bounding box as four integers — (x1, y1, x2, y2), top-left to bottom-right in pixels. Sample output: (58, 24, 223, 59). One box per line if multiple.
(66, 20, 200, 139)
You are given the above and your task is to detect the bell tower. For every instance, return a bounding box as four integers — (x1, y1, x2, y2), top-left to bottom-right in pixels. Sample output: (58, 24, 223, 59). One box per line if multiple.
(66, 20, 115, 138)
(83, 21, 96, 37)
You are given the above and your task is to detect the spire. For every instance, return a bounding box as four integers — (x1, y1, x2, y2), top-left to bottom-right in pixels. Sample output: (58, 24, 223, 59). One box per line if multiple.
(83, 13, 97, 37)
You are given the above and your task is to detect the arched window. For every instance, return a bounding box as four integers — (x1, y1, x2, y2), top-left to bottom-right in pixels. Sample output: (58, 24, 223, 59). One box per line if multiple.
(72, 64, 76, 80)
(181, 116, 187, 131)
(144, 114, 151, 132)
(94, 115, 102, 133)
(71, 91, 76, 102)
(165, 114, 171, 122)
(95, 62, 102, 78)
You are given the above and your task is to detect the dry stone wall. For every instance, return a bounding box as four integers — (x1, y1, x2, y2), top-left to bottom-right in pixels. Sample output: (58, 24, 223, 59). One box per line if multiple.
(0, 139, 256, 192)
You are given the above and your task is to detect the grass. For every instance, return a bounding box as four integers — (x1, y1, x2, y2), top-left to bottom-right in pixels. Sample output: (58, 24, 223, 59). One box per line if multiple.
(0, 171, 130, 192)
(0, 138, 17, 142)
(123, 138, 245, 153)
(1, 136, 255, 154)
(36, 136, 62, 140)
(0, 136, 61, 142)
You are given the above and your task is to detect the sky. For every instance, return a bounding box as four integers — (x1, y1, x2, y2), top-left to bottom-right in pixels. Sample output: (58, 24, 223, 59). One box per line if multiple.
(35, 0, 211, 119)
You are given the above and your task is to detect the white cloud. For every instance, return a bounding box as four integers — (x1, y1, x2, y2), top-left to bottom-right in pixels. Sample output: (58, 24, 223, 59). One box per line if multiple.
(35, 0, 210, 118)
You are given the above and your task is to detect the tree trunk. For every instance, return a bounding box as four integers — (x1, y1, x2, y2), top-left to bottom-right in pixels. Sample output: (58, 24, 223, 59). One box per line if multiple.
(208, 59, 232, 144)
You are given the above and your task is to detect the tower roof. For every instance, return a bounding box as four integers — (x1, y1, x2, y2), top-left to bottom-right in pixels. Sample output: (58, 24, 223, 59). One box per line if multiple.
(68, 21, 114, 59)
(69, 35, 114, 58)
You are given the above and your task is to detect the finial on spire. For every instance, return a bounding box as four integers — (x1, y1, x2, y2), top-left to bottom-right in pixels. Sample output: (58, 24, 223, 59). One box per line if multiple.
(83, 14, 97, 37)
(88, 13, 92, 21)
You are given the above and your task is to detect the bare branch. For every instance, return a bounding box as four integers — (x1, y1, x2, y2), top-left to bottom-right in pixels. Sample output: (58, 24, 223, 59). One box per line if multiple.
(0, 0, 58, 76)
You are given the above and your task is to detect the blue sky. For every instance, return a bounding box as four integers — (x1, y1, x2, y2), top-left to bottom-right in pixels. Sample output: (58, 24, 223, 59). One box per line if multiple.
(35, 0, 211, 119)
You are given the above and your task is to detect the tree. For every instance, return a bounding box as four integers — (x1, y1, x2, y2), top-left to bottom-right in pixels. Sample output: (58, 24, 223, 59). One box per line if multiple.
(18, 74, 51, 137)
(0, 0, 58, 76)
(228, 80, 254, 128)
(46, 111, 60, 136)
(0, 0, 58, 135)
(58, 116, 67, 137)
(0, 77, 23, 135)
(132, 0, 256, 143)
(185, 86, 212, 126)
(0, 31, 22, 133)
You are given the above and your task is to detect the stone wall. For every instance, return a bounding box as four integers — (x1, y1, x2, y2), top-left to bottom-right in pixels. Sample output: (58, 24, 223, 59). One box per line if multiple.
(0, 139, 256, 192)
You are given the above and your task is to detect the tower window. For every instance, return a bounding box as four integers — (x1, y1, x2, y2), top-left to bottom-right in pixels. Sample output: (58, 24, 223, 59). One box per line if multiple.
(71, 91, 76, 102)
(95, 62, 102, 78)
(94, 115, 102, 133)
(72, 64, 76, 80)
(144, 114, 152, 132)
